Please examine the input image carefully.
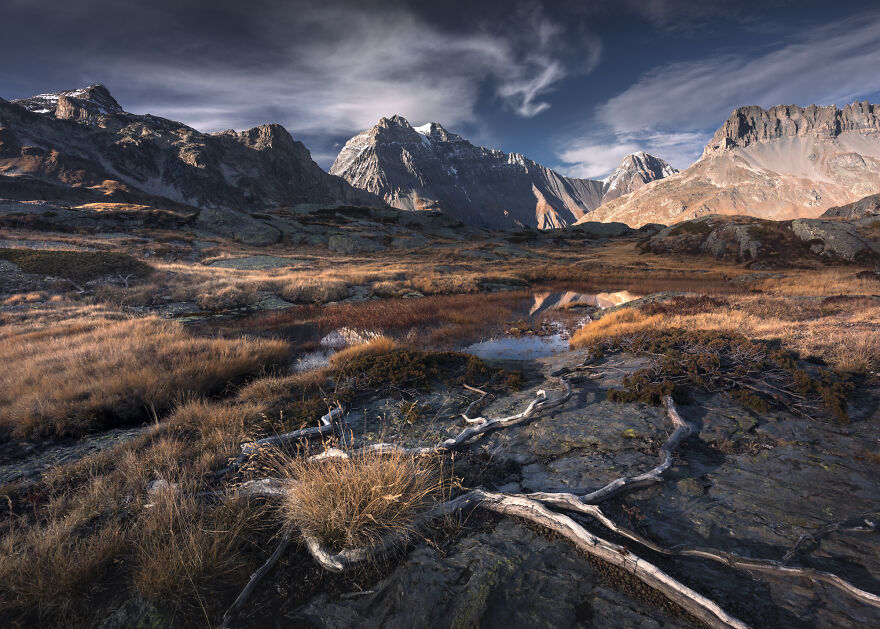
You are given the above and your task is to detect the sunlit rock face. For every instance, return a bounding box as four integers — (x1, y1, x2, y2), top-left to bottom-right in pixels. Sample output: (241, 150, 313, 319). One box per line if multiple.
(331, 115, 673, 229)
(584, 101, 880, 227)
(528, 290, 639, 316)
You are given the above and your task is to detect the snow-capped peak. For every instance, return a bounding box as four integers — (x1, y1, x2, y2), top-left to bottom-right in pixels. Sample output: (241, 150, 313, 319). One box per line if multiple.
(12, 84, 123, 117)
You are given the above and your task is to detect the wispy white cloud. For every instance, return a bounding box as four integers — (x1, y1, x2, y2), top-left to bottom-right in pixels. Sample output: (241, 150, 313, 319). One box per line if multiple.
(99, 5, 596, 138)
(557, 140, 640, 179)
(559, 11, 880, 178)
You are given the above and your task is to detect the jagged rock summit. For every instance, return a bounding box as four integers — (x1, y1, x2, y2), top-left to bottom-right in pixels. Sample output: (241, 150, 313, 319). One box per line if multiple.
(1, 84, 380, 224)
(331, 115, 674, 229)
(13, 84, 124, 121)
(586, 101, 880, 227)
(601, 151, 678, 203)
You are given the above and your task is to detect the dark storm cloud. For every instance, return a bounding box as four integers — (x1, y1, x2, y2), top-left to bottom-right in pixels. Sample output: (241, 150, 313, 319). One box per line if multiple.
(2, 0, 599, 143)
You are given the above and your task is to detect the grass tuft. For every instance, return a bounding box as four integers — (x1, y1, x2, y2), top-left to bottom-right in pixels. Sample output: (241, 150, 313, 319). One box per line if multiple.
(278, 449, 445, 551)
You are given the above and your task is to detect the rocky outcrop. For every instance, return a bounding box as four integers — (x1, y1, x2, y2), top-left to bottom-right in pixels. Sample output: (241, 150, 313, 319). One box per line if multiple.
(588, 101, 880, 228)
(640, 214, 880, 264)
(822, 192, 880, 220)
(703, 101, 880, 157)
(790, 218, 880, 262)
(331, 116, 673, 229)
(1, 85, 382, 240)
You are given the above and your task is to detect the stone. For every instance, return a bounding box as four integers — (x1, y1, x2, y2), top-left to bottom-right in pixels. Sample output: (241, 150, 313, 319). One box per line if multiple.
(790, 218, 880, 261)
(328, 234, 384, 254)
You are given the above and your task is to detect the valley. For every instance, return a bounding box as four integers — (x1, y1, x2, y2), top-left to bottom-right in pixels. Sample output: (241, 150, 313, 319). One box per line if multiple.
(1, 80, 879, 629)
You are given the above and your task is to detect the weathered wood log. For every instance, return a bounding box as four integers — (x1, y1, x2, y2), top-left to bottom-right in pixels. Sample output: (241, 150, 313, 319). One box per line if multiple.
(474, 490, 750, 629)
(213, 407, 345, 477)
(297, 488, 748, 628)
(307, 378, 573, 462)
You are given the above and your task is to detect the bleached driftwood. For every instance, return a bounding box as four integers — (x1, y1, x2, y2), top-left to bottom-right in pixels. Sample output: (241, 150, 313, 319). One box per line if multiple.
(531, 493, 880, 609)
(214, 407, 345, 476)
(473, 490, 750, 629)
(305, 378, 572, 463)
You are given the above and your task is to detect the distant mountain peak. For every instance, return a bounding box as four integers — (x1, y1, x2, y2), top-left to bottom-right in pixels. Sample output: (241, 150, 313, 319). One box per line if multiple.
(587, 99, 880, 227)
(1, 84, 381, 230)
(601, 152, 678, 202)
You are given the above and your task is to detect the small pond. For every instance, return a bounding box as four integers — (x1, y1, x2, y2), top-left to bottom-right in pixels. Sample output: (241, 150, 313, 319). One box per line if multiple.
(463, 334, 569, 361)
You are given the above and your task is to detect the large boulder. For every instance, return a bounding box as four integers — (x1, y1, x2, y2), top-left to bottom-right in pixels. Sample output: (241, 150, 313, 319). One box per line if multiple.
(194, 207, 281, 246)
(790, 218, 880, 262)
(821, 192, 880, 220)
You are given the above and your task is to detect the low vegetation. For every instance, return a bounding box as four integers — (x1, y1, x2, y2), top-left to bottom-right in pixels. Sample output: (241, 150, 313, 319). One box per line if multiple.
(0, 316, 289, 439)
(0, 248, 152, 283)
(573, 307, 855, 422)
(1, 220, 878, 627)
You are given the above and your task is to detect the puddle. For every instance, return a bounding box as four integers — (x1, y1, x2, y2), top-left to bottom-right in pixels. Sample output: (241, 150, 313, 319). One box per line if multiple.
(464, 334, 569, 361)
(463, 290, 638, 360)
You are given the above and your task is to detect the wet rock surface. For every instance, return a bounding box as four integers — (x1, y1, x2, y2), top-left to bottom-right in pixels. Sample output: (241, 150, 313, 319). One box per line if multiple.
(294, 519, 692, 629)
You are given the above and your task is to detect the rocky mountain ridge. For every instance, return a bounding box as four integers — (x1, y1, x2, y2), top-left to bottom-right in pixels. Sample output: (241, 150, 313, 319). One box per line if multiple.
(584, 100, 880, 227)
(1, 84, 380, 229)
(331, 115, 674, 229)
(702, 101, 880, 157)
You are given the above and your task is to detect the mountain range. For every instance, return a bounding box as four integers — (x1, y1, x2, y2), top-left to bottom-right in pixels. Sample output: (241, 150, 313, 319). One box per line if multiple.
(2, 84, 879, 234)
(330, 115, 675, 229)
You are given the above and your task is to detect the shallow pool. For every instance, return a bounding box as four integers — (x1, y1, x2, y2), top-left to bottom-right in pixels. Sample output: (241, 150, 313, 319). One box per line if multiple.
(463, 334, 569, 361)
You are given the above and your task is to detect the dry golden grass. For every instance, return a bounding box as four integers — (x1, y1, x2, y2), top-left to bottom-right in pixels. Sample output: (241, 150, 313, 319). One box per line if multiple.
(743, 267, 880, 297)
(328, 336, 398, 367)
(570, 309, 664, 349)
(0, 517, 126, 625)
(0, 316, 289, 439)
(572, 294, 880, 373)
(132, 488, 263, 615)
(278, 448, 444, 551)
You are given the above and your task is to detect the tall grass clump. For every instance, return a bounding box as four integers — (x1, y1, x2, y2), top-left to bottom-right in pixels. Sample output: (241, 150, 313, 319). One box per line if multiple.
(278, 449, 445, 551)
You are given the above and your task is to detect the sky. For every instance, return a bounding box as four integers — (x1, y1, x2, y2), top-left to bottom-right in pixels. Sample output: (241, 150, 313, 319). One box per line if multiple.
(3, 0, 880, 178)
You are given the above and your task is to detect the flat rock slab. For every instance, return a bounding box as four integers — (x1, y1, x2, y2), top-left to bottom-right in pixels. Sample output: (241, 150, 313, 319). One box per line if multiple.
(294, 519, 692, 629)
(271, 347, 879, 628)
(0, 425, 148, 486)
(207, 255, 310, 270)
